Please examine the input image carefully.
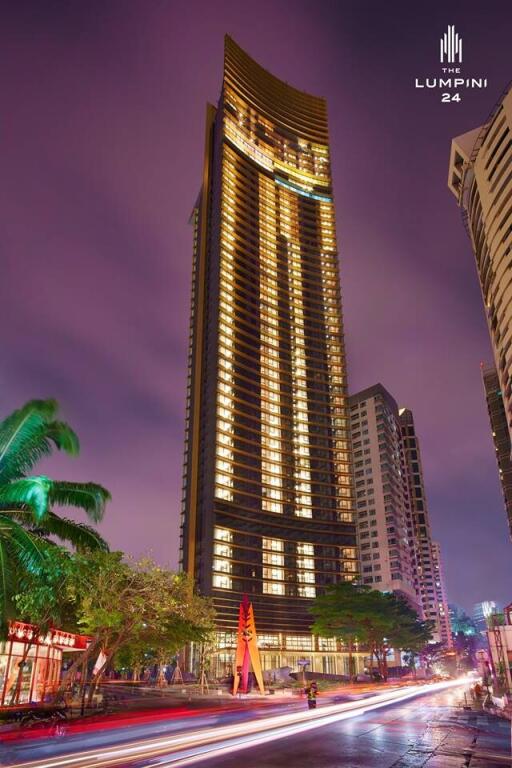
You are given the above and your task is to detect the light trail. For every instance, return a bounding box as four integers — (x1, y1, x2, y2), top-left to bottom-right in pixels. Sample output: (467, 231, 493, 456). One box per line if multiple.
(9, 680, 466, 768)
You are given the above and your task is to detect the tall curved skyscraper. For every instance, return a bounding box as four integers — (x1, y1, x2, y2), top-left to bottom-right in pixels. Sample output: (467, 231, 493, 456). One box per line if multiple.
(181, 37, 358, 674)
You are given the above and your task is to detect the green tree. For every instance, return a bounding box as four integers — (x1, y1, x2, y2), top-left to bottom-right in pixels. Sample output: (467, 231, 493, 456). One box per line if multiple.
(311, 582, 433, 681)
(310, 580, 363, 680)
(0, 399, 110, 633)
(62, 551, 215, 702)
(14, 546, 78, 631)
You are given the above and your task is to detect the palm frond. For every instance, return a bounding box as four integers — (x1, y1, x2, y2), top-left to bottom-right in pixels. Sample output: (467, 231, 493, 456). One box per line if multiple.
(48, 481, 111, 523)
(39, 512, 109, 552)
(1, 516, 50, 572)
(0, 400, 58, 483)
(0, 476, 51, 521)
(45, 421, 80, 455)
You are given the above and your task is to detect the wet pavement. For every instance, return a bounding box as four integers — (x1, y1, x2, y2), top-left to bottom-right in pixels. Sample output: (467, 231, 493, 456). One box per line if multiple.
(2, 686, 510, 767)
(199, 688, 511, 768)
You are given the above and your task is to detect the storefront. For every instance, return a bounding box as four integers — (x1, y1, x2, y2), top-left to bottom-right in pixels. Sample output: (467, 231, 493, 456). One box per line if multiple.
(0, 621, 90, 707)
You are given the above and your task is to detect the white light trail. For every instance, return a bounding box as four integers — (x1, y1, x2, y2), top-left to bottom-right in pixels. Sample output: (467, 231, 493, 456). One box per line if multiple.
(11, 680, 466, 768)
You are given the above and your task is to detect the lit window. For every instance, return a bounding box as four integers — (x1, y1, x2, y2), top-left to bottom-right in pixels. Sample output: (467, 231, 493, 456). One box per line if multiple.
(257, 634, 279, 648)
(263, 582, 285, 595)
(214, 542, 231, 558)
(263, 538, 283, 551)
(285, 635, 313, 650)
(263, 567, 284, 581)
(213, 574, 232, 590)
(213, 558, 231, 573)
(216, 632, 236, 648)
(263, 551, 284, 566)
(215, 486, 232, 501)
(298, 585, 316, 598)
(214, 527, 232, 542)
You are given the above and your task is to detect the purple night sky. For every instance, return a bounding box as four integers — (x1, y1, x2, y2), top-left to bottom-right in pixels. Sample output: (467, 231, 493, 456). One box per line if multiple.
(2, 1, 512, 611)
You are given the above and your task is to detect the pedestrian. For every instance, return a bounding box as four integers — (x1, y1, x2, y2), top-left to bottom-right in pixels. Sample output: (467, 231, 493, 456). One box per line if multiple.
(306, 681, 318, 709)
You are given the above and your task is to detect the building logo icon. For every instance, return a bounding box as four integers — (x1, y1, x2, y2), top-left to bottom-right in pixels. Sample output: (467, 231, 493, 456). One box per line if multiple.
(440, 25, 462, 64)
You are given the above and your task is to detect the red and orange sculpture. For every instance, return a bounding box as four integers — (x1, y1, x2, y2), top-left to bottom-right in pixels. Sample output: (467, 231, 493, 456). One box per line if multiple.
(232, 595, 265, 695)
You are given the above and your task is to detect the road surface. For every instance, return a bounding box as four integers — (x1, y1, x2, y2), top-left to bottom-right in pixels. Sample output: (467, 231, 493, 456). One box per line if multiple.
(2, 682, 510, 768)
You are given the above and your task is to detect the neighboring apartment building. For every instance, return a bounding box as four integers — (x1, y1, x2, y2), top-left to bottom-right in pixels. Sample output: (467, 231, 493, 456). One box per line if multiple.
(349, 385, 452, 646)
(448, 86, 512, 446)
(349, 385, 419, 610)
(481, 363, 512, 540)
(399, 408, 452, 646)
(431, 541, 452, 648)
(180, 37, 361, 677)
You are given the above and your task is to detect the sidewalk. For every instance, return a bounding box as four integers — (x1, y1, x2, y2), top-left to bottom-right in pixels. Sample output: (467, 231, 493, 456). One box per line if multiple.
(390, 694, 511, 767)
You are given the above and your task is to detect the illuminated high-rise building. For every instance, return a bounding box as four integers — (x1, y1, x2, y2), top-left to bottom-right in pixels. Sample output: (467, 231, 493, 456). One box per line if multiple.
(399, 408, 452, 646)
(349, 385, 419, 610)
(180, 37, 359, 675)
(431, 541, 452, 648)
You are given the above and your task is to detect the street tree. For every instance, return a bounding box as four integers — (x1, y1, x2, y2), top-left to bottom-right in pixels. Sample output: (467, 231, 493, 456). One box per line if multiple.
(63, 551, 215, 702)
(310, 580, 364, 679)
(311, 582, 433, 680)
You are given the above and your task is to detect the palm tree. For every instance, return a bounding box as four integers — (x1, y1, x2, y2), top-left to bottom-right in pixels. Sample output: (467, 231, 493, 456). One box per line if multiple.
(0, 399, 110, 632)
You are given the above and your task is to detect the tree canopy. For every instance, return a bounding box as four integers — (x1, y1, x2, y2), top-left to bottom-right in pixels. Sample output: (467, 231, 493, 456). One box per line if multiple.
(310, 581, 434, 680)
(62, 551, 215, 698)
(0, 399, 110, 633)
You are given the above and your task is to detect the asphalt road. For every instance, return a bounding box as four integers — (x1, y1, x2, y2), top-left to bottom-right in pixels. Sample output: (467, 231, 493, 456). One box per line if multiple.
(183, 687, 511, 768)
(2, 683, 510, 768)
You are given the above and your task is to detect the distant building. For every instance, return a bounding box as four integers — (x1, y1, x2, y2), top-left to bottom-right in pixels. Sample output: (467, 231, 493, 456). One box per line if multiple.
(399, 408, 452, 645)
(349, 385, 419, 610)
(474, 600, 502, 635)
(431, 542, 452, 647)
(481, 363, 512, 540)
(349, 384, 452, 646)
(448, 603, 460, 631)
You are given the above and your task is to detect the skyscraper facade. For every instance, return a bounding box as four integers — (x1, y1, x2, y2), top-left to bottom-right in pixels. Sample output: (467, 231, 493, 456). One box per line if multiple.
(431, 541, 452, 648)
(180, 37, 359, 675)
(349, 385, 419, 609)
(481, 363, 512, 540)
(399, 408, 452, 645)
(448, 86, 512, 445)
